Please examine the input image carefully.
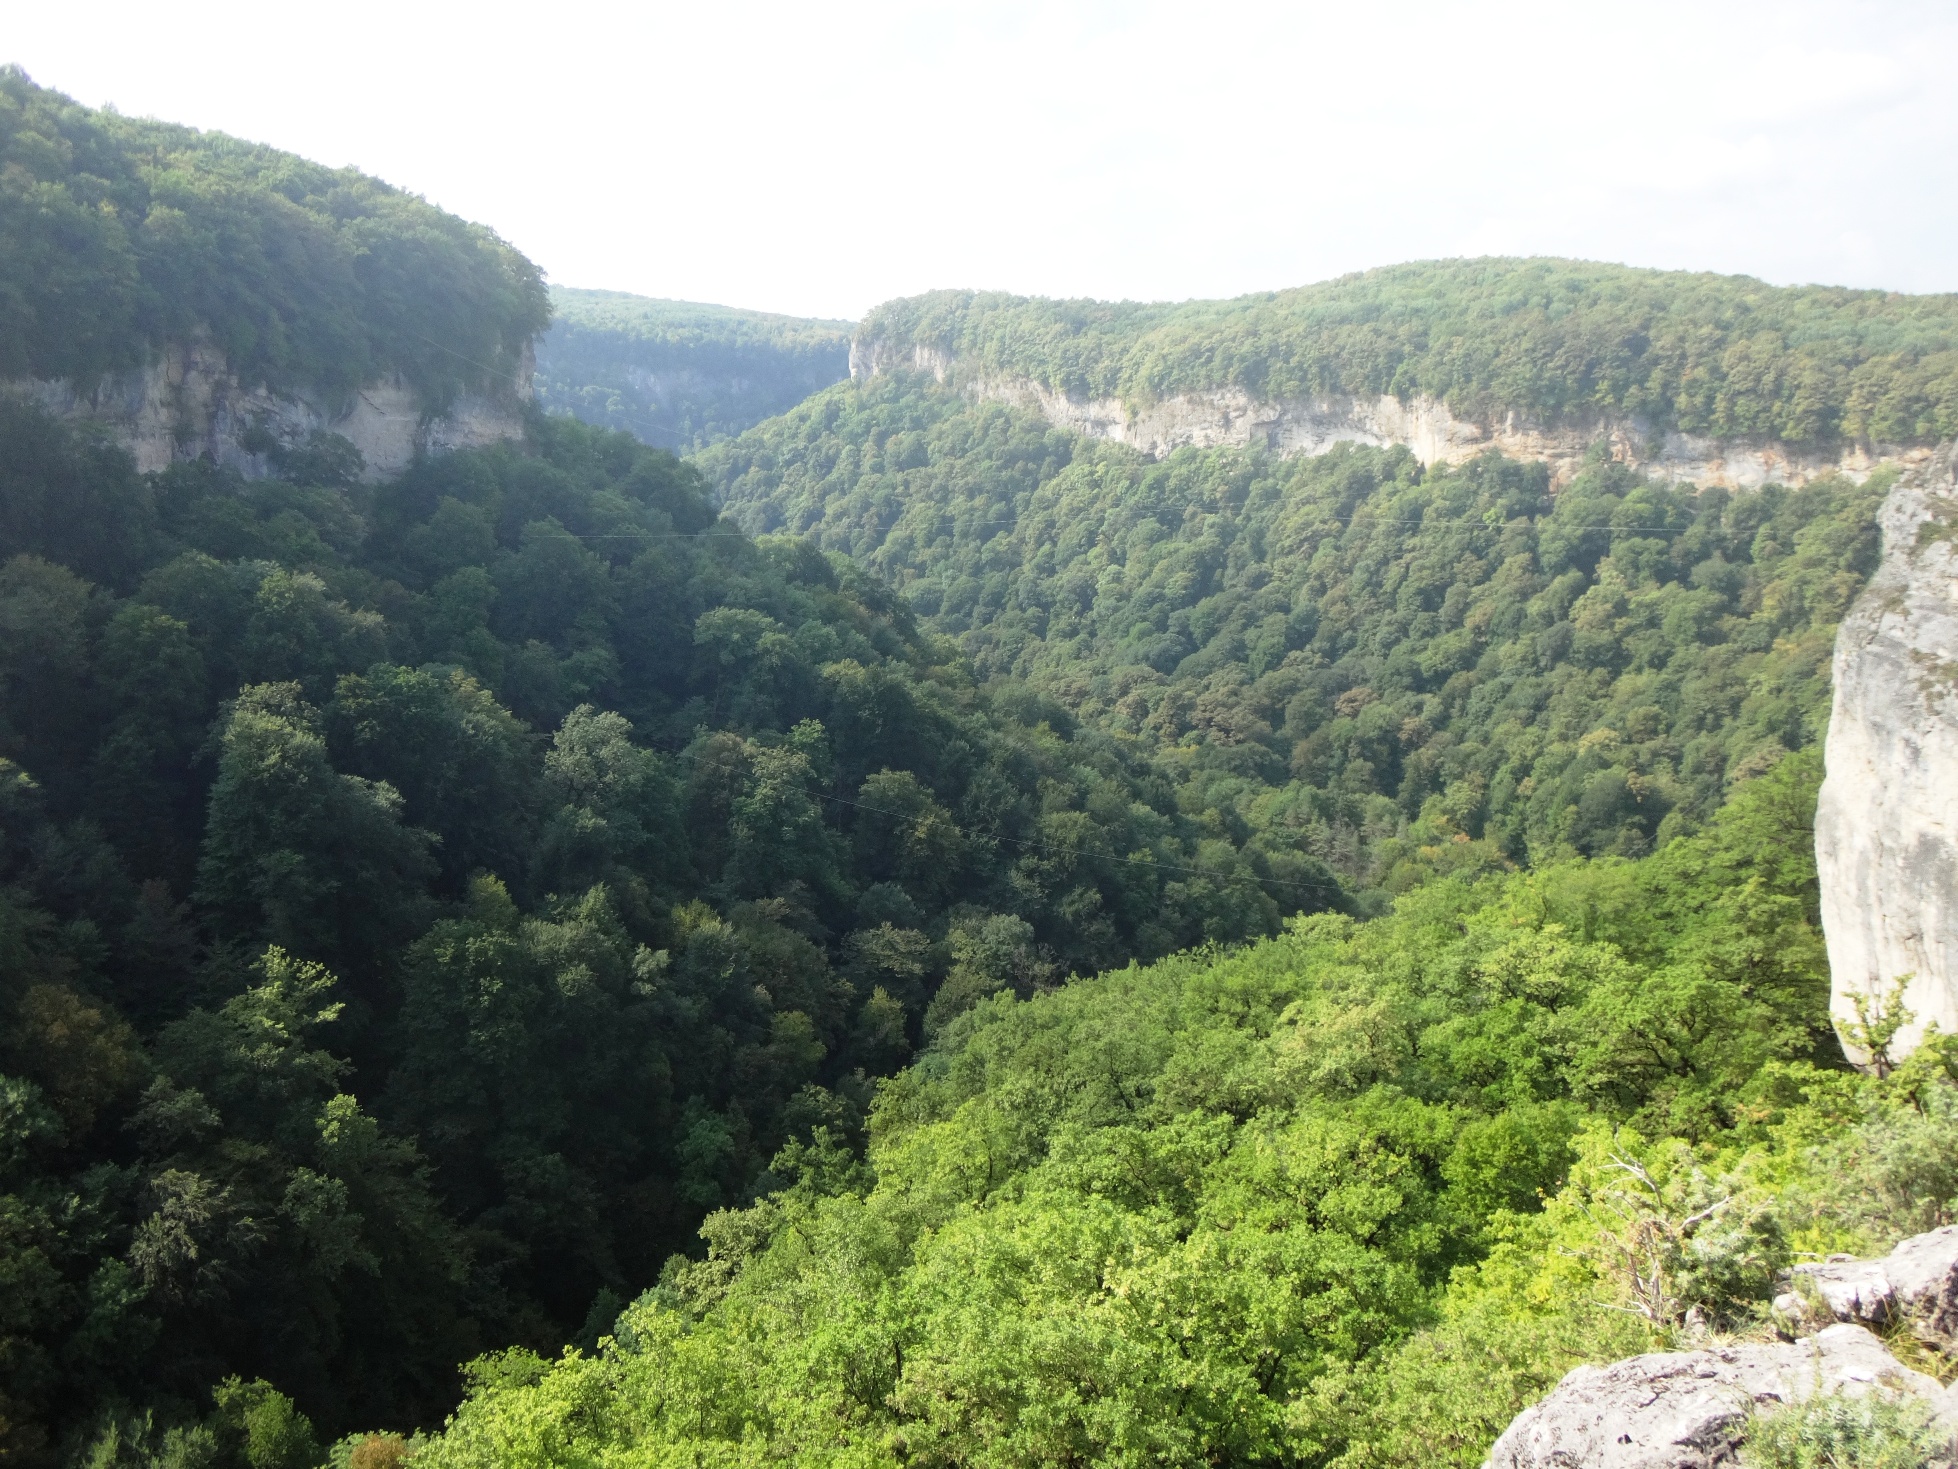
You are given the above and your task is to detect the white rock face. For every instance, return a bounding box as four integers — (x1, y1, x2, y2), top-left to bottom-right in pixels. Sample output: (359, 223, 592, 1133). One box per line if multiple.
(1779, 1225, 1958, 1345)
(9, 337, 530, 481)
(849, 337, 1930, 491)
(1484, 1324, 1943, 1469)
(1816, 444, 1958, 1064)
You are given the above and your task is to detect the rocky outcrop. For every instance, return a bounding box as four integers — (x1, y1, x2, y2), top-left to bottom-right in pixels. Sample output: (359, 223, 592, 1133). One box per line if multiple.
(1778, 1225, 1958, 1347)
(9, 337, 531, 481)
(847, 336, 953, 384)
(1485, 1324, 1947, 1469)
(1485, 1227, 1958, 1468)
(848, 339, 1928, 492)
(1816, 443, 1958, 1065)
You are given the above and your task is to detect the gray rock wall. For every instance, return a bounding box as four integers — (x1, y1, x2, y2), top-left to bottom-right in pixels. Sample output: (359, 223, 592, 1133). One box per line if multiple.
(1816, 443, 1958, 1065)
(8, 337, 531, 481)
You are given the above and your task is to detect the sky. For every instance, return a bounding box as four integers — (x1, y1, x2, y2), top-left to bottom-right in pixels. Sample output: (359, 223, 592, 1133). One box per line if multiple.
(7, 0, 1957, 320)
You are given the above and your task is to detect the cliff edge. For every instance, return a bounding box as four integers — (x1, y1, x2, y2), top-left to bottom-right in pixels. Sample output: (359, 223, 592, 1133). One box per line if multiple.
(1817, 442, 1958, 1063)
(849, 335, 1922, 491)
(848, 264, 1958, 492)
(10, 338, 532, 481)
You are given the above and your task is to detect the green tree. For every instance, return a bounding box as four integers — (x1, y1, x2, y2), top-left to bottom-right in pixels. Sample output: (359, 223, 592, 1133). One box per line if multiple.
(196, 687, 435, 975)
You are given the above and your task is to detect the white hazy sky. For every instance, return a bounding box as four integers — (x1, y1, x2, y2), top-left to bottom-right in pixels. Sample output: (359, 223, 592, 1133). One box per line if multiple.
(8, 0, 1956, 320)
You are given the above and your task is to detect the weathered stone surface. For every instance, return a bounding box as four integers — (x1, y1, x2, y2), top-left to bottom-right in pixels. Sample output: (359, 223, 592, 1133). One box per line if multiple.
(1483, 1324, 1941, 1469)
(850, 338, 1932, 491)
(1816, 443, 1958, 1065)
(7, 336, 531, 481)
(1778, 1225, 1958, 1346)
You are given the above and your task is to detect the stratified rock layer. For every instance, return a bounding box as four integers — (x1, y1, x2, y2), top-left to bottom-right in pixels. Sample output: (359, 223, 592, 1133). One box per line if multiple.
(1816, 443, 1958, 1063)
(849, 338, 1932, 491)
(9, 337, 531, 481)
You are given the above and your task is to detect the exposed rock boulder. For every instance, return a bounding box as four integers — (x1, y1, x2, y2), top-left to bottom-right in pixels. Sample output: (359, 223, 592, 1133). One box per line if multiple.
(1483, 1324, 1941, 1469)
(1816, 442, 1958, 1065)
(1777, 1225, 1958, 1347)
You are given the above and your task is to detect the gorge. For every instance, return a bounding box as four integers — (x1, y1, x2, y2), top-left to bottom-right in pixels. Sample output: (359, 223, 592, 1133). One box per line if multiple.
(6, 60, 1958, 1469)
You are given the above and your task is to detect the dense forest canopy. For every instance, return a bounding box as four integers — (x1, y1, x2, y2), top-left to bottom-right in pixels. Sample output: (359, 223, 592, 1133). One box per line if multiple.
(422, 750, 1958, 1469)
(2, 68, 1951, 1469)
(0, 69, 546, 407)
(0, 392, 1350, 1462)
(859, 259, 1958, 444)
(708, 374, 1883, 897)
(533, 288, 850, 450)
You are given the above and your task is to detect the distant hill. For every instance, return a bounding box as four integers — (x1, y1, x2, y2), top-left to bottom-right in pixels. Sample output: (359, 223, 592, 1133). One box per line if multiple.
(708, 371, 1886, 879)
(0, 66, 545, 409)
(854, 260, 1958, 484)
(533, 287, 851, 450)
(704, 262, 1950, 887)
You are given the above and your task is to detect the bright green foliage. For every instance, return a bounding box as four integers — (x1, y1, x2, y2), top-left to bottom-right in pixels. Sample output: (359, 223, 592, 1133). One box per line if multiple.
(418, 755, 1894, 1469)
(2, 143, 1940, 1464)
(75, 1378, 333, 1469)
(210, 1379, 322, 1469)
(534, 288, 852, 450)
(1740, 1393, 1947, 1469)
(859, 259, 1958, 443)
(0, 68, 545, 406)
(709, 375, 1885, 891)
(0, 397, 1343, 1453)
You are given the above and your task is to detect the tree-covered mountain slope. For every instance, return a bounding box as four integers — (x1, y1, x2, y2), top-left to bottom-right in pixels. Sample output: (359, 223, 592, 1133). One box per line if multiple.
(423, 750, 1958, 1469)
(534, 288, 851, 451)
(705, 374, 1886, 897)
(0, 68, 545, 410)
(0, 390, 1346, 1457)
(858, 259, 1958, 450)
(6, 67, 1950, 1469)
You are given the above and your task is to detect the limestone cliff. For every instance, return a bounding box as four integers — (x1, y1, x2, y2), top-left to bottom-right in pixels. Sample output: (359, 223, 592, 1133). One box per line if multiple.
(849, 337, 1928, 492)
(9, 337, 532, 480)
(1816, 443, 1958, 1063)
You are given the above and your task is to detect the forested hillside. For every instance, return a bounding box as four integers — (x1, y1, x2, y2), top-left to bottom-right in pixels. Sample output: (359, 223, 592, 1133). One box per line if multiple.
(0, 390, 1346, 1460)
(424, 749, 1958, 1469)
(533, 289, 851, 450)
(860, 260, 1958, 445)
(708, 374, 1884, 897)
(0, 69, 545, 407)
(4, 65, 1949, 1469)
